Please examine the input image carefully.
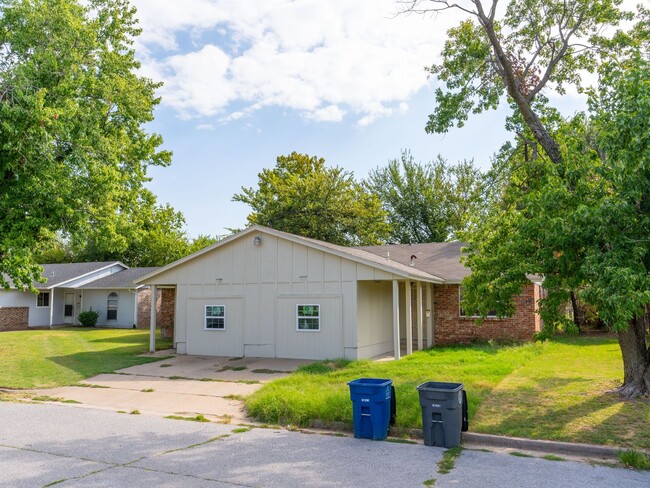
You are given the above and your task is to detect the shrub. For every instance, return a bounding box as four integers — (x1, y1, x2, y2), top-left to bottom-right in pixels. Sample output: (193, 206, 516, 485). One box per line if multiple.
(78, 309, 100, 327)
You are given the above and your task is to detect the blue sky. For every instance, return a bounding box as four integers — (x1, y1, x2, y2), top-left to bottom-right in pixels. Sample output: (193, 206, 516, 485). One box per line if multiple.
(131, 0, 587, 238)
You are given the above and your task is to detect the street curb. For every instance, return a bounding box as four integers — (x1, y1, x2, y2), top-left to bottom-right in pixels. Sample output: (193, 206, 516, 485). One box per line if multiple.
(462, 432, 647, 459)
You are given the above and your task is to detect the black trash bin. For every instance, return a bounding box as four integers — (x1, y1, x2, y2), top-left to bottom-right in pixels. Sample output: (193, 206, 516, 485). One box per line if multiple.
(416, 381, 465, 448)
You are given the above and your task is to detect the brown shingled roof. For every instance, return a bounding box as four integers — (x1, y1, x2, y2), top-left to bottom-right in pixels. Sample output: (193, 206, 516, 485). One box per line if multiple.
(356, 242, 470, 282)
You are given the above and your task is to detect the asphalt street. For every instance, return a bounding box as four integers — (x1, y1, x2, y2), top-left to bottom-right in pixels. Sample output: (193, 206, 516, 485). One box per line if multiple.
(0, 402, 648, 487)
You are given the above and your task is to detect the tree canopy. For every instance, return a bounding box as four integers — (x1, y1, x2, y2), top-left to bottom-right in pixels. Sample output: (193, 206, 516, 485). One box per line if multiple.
(405, 0, 633, 165)
(366, 151, 484, 243)
(0, 0, 171, 289)
(410, 0, 650, 396)
(233, 152, 390, 246)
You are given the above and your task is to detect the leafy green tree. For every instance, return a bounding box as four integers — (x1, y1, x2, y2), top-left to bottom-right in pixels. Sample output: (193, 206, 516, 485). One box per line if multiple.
(404, 0, 632, 165)
(462, 53, 650, 397)
(0, 0, 171, 289)
(70, 189, 189, 267)
(406, 0, 649, 396)
(366, 151, 484, 243)
(233, 152, 390, 246)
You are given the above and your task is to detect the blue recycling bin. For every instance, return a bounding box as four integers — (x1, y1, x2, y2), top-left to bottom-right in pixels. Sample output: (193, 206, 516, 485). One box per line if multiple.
(347, 378, 393, 440)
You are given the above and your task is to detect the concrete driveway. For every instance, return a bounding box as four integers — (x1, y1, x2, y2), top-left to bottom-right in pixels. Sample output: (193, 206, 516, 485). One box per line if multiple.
(28, 354, 310, 422)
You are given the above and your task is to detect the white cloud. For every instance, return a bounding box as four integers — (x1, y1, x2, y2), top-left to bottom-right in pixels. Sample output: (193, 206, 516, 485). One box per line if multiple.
(132, 0, 463, 124)
(196, 124, 215, 130)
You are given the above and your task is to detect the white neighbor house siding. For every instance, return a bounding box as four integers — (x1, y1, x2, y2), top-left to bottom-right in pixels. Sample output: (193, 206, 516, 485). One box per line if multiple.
(145, 231, 399, 360)
(82, 289, 137, 328)
(0, 290, 50, 326)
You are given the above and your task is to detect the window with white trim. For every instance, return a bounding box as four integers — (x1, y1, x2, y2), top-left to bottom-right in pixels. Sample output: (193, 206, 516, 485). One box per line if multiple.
(459, 287, 497, 318)
(297, 304, 320, 331)
(107, 292, 118, 320)
(205, 305, 225, 330)
(36, 292, 50, 307)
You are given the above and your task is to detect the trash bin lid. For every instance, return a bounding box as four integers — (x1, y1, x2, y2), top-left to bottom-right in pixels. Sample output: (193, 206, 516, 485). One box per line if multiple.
(416, 381, 463, 392)
(347, 378, 392, 387)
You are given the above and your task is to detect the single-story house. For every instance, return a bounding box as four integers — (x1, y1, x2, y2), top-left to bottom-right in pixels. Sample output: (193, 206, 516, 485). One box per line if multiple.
(0, 262, 161, 330)
(136, 225, 543, 360)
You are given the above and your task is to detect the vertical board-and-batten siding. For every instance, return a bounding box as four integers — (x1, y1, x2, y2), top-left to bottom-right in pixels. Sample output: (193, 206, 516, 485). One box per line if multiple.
(145, 232, 398, 359)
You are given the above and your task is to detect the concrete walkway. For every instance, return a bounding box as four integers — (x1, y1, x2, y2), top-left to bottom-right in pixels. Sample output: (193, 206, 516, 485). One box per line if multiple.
(27, 354, 310, 421)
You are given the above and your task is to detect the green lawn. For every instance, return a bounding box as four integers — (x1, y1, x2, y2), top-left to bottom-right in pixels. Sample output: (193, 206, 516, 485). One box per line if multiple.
(0, 328, 172, 389)
(246, 336, 650, 449)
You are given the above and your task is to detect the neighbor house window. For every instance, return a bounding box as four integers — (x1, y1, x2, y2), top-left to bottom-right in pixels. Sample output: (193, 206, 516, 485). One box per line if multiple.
(459, 287, 497, 318)
(107, 292, 118, 320)
(36, 292, 50, 307)
(205, 305, 225, 330)
(297, 304, 320, 331)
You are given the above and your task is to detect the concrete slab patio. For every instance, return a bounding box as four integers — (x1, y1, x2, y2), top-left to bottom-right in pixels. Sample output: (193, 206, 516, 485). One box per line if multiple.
(26, 354, 311, 421)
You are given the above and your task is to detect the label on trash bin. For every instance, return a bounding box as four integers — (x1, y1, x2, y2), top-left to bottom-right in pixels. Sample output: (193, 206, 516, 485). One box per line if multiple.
(431, 403, 441, 408)
(458, 391, 462, 405)
(361, 398, 369, 402)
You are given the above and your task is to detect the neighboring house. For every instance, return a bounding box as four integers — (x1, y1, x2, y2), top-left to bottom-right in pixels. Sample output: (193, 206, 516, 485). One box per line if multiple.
(136, 225, 543, 360)
(0, 262, 158, 331)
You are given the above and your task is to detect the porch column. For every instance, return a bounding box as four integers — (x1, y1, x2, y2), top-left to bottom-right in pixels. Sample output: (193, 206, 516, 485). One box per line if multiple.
(48, 290, 54, 328)
(426, 284, 434, 347)
(416, 281, 423, 351)
(392, 279, 400, 360)
(149, 285, 157, 353)
(405, 280, 413, 355)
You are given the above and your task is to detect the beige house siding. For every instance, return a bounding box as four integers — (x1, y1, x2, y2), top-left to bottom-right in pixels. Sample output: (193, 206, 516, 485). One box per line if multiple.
(144, 231, 405, 360)
(356, 281, 393, 358)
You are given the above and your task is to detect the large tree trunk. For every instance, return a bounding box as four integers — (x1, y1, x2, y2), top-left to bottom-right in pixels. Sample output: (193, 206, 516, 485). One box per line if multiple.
(569, 291, 582, 332)
(616, 313, 650, 398)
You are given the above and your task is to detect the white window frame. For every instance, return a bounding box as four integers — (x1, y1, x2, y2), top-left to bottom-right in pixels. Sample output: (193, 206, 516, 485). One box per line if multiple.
(296, 304, 321, 332)
(205, 305, 226, 331)
(36, 292, 50, 308)
(107, 292, 118, 321)
(459, 287, 497, 319)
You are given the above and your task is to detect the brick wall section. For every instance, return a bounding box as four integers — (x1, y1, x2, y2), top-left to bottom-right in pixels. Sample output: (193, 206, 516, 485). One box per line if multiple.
(136, 288, 154, 329)
(0, 307, 29, 331)
(136, 288, 175, 339)
(433, 283, 541, 345)
(159, 288, 175, 339)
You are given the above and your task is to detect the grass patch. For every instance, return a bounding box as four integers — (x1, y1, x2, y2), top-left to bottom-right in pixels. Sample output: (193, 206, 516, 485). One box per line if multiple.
(160, 363, 173, 368)
(246, 342, 543, 429)
(232, 427, 252, 433)
(423, 479, 436, 486)
(130, 410, 140, 415)
(246, 336, 650, 449)
(141, 388, 154, 393)
(219, 366, 247, 372)
(437, 447, 463, 474)
(165, 414, 210, 422)
(618, 450, 650, 470)
(223, 394, 245, 401)
(542, 454, 566, 462)
(385, 438, 417, 445)
(31, 395, 80, 404)
(0, 328, 173, 389)
(471, 335, 650, 449)
(509, 451, 534, 458)
(297, 359, 353, 375)
(251, 368, 289, 374)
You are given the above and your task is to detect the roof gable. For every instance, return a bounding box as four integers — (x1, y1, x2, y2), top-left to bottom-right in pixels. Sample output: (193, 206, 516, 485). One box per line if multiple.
(135, 226, 445, 284)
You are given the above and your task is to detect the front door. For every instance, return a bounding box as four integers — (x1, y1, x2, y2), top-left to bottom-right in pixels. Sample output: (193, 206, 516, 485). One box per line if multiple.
(64, 293, 74, 324)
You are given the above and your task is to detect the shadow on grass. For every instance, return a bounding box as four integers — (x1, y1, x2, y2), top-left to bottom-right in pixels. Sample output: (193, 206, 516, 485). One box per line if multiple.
(46, 344, 169, 380)
(476, 377, 650, 448)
